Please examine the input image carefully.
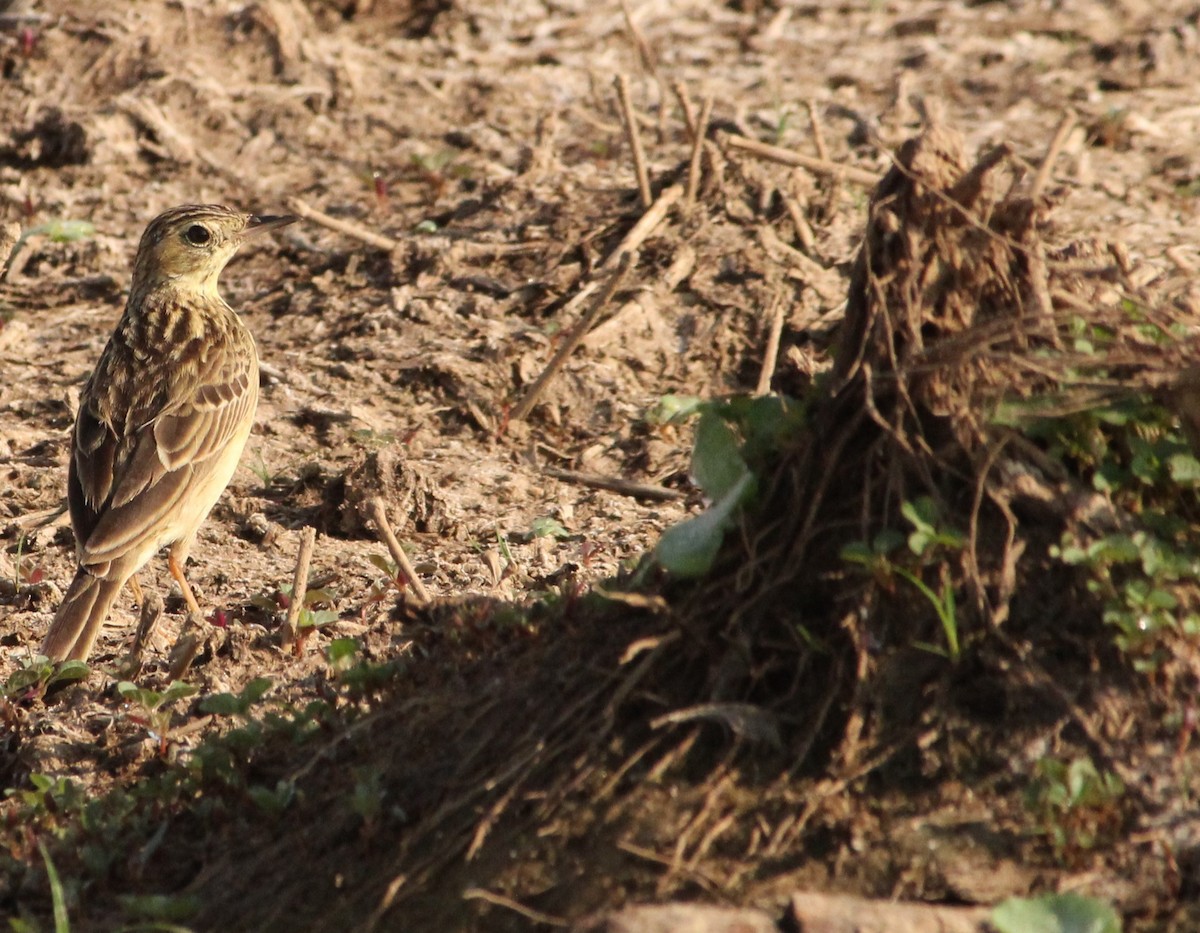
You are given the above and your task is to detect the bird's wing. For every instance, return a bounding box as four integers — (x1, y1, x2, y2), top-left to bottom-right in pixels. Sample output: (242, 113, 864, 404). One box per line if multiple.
(70, 339, 257, 570)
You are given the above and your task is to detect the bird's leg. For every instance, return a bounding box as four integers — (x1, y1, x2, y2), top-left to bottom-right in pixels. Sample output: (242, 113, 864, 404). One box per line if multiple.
(168, 552, 203, 617)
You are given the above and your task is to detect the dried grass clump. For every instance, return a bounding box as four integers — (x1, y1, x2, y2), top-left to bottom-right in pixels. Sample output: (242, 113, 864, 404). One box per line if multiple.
(669, 117, 1121, 769)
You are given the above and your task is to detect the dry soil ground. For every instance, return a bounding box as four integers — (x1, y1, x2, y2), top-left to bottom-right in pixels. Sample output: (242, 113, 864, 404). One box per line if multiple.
(2, 0, 1200, 931)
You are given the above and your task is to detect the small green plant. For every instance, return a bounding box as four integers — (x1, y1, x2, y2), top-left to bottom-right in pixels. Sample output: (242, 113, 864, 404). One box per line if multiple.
(527, 516, 572, 540)
(409, 149, 472, 202)
(246, 449, 276, 487)
(13, 533, 46, 587)
(841, 496, 965, 659)
(992, 892, 1120, 933)
(348, 766, 387, 836)
(654, 394, 806, 578)
(7, 773, 85, 816)
(197, 677, 273, 719)
(251, 584, 338, 644)
(117, 680, 199, 755)
(1014, 394, 1200, 670)
(1026, 755, 1125, 860)
(4, 655, 89, 701)
(325, 638, 402, 699)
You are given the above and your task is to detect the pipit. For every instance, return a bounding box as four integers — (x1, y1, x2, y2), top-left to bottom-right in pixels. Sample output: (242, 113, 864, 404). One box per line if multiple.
(40, 204, 295, 662)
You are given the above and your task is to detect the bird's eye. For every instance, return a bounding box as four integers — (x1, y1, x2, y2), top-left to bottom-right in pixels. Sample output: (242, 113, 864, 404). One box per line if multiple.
(184, 224, 211, 246)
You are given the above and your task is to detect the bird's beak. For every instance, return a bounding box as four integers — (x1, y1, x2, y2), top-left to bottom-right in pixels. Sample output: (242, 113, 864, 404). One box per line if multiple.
(244, 214, 298, 235)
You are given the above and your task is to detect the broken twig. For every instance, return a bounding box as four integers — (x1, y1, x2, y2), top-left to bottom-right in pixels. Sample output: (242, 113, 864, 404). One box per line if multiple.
(368, 497, 432, 604)
(723, 133, 879, 186)
(512, 252, 636, 421)
(615, 74, 653, 209)
(281, 526, 317, 648)
(685, 96, 713, 206)
(1031, 108, 1077, 199)
(672, 80, 698, 140)
(287, 197, 399, 251)
(755, 289, 787, 396)
(544, 466, 685, 502)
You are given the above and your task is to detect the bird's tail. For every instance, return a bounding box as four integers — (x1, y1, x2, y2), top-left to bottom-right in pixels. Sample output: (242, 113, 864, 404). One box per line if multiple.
(41, 568, 126, 662)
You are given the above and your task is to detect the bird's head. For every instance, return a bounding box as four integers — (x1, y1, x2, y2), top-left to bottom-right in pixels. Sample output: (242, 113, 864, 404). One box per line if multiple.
(131, 204, 295, 297)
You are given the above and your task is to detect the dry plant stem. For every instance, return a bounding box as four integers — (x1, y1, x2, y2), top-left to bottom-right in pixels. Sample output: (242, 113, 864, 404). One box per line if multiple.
(287, 197, 399, 251)
(1031, 108, 1076, 199)
(618, 0, 657, 76)
(672, 80, 698, 139)
(462, 888, 567, 928)
(781, 181, 817, 251)
(125, 590, 165, 677)
(368, 497, 432, 603)
(807, 99, 829, 161)
(544, 465, 684, 501)
(686, 96, 714, 206)
(614, 74, 653, 209)
(512, 253, 635, 421)
(289, 197, 541, 257)
(755, 289, 787, 395)
(723, 133, 879, 186)
(280, 526, 316, 648)
(606, 183, 682, 267)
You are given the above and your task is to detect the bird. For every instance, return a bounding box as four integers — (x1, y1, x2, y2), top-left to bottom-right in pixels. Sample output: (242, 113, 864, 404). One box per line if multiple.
(40, 204, 295, 662)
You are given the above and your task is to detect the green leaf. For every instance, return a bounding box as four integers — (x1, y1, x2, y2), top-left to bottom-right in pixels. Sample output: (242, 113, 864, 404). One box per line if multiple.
(27, 219, 96, 243)
(118, 892, 202, 922)
(303, 586, 337, 606)
(199, 692, 243, 716)
(1168, 452, 1200, 483)
(328, 637, 359, 668)
(872, 528, 906, 555)
(645, 394, 705, 425)
(691, 410, 748, 500)
(901, 496, 939, 531)
(655, 473, 754, 577)
(991, 893, 1121, 933)
(117, 681, 164, 711)
(5, 666, 48, 696)
(38, 841, 69, 933)
(241, 677, 274, 705)
(48, 661, 90, 687)
(198, 678, 272, 717)
(247, 779, 295, 816)
(368, 553, 398, 575)
(299, 608, 340, 628)
(529, 516, 572, 539)
(159, 681, 198, 706)
(718, 394, 805, 464)
(839, 541, 875, 566)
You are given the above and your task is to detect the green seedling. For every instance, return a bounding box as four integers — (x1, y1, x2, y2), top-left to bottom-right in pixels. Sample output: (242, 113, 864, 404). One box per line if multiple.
(1025, 756, 1125, 860)
(246, 449, 276, 487)
(841, 496, 965, 660)
(116, 680, 199, 755)
(198, 677, 273, 719)
(655, 395, 805, 578)
(4, 655, 89, 701)
(13, 533, 46, 587)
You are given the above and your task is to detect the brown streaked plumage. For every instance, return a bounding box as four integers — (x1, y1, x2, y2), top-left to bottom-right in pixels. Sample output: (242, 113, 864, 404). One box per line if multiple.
(41, 204, 295, 662)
